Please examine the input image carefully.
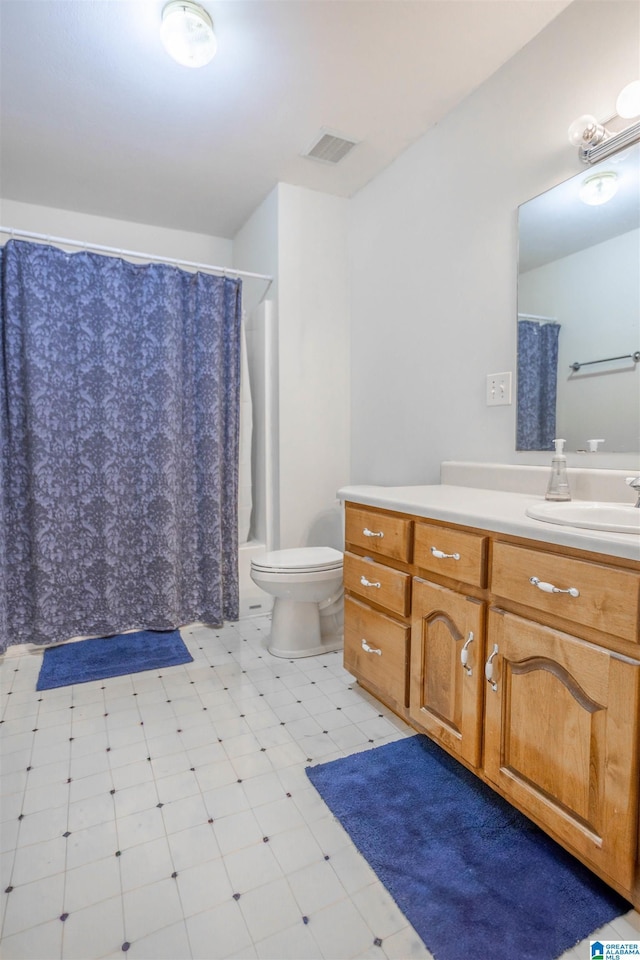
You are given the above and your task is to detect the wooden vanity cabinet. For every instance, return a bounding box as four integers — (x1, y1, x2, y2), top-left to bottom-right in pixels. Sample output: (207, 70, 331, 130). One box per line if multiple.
(410, 521, 488, 767)
(342, 499, 640, 908)
(343, 505, 414, 714)
(487, 539, 640, 895)
(484, 607, 640, 891)
(410, 579, 484, 768)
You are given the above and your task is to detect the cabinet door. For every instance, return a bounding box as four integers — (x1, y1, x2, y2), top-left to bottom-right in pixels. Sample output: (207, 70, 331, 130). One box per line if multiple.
(484, 608, 640, 890)
(410, 578, 484, 768)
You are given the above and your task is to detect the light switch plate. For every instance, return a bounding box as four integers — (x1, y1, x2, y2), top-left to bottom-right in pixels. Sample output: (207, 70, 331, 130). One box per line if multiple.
(486, 372, 512, 406)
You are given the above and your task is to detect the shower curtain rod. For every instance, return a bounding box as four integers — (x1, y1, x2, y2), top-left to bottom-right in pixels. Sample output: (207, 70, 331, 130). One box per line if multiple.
(0, 226, 273, 292)
(517, 312, 557, 323)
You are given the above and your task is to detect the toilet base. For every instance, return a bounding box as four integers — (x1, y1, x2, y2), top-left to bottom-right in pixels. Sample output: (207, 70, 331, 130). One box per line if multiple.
(268, 636, 343, 659)
(267, 597, 343, 659)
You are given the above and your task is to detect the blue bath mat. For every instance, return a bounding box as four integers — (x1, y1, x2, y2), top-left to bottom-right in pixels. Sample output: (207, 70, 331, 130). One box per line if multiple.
(36, 629, 193, 690)
(306, 735, 630, 960)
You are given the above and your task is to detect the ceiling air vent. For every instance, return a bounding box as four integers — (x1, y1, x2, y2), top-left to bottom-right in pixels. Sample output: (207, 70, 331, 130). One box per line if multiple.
(303, 130, 359, 165)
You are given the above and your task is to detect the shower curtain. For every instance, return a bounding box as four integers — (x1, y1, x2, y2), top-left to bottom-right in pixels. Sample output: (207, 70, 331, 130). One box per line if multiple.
(516, 319, 560, 451)
(0, 239, 242, 654)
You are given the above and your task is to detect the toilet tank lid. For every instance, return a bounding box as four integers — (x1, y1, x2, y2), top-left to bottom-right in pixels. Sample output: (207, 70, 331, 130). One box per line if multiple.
(252, 546, 343, 572)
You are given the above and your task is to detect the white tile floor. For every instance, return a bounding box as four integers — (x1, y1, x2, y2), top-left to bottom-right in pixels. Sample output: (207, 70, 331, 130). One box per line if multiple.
(0, 615, 637, 960)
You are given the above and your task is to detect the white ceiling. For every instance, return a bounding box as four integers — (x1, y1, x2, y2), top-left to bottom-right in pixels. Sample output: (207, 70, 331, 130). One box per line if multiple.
(0, 0, 571, 239)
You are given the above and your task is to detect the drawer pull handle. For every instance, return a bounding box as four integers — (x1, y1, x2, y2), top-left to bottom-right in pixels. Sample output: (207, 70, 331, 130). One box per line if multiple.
(361, 639, 382, 656)
(529, 576, 580, 598)
(460, 632, 474, 676)
(360, 575, 381, 589)
(431, 546, 461, 561)
(363, 528, 384, 538)
(485, 643, 499, 692)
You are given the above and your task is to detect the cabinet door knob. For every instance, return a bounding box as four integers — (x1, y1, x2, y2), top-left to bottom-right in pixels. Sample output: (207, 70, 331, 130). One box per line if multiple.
(361, 639, 382, 656)
(485, 643, 499, 691)
(460, 632, 474, 676)
(360, 575, 381, 589)
(431, 546, 461, 561)
(529, 576, 580, 598)
(363, 527, 384, 538)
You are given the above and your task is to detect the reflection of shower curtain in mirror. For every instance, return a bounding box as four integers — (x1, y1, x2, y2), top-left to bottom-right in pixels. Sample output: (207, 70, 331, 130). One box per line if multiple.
(517, 320, 560, 450)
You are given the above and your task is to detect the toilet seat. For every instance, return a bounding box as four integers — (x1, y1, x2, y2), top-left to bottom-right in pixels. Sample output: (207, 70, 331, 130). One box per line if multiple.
(251, 546, 343, 575)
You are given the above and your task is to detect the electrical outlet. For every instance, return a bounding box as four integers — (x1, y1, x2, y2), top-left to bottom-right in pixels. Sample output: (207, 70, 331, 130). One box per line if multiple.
(486, 372, 512, 406)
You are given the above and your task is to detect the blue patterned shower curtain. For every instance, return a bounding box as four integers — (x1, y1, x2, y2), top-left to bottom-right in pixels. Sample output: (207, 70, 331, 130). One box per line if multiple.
(516, 319, 560, 451)
(0, 239, 242, 653)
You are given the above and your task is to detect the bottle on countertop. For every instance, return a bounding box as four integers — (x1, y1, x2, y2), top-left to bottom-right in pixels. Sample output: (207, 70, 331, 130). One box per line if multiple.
(545, 439, 571, 502)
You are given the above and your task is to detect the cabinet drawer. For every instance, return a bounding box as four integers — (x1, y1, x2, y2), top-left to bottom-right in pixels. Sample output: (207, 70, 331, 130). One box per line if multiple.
(414, 522, 487, 588)
(344, 597, 410, 707)
(344, 552, 411, 617)
(345, 505, 412, 562)
(491, 541, 640, 644)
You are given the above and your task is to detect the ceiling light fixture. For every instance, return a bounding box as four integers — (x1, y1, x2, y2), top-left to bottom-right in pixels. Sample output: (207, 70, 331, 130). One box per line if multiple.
(161, 1, 217, 68)
(579, 172, 619, 206)
(568, 80, 640, 164)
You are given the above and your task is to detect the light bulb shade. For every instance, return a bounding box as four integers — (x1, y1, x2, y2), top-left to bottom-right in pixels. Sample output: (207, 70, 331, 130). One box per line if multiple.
(161, 1, 216, 68)
(579, 172, 619, 206)
(616, 80, 640, 119)
(568, 114, 608, 147)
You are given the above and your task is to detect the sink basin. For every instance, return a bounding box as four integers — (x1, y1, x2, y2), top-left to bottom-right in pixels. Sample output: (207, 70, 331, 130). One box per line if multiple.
(526, 501, 640, 534)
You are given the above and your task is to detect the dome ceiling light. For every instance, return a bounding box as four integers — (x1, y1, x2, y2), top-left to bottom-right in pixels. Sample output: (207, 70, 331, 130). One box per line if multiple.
(161, 1, 217, 68)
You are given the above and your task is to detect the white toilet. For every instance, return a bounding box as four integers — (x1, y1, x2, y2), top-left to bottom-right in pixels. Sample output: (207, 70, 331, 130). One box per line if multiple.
(250, 547, 344, 659)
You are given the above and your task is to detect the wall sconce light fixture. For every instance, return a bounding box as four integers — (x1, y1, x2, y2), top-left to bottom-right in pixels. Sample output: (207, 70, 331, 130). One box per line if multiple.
(161, 1, 217, 68)
(616, 80, 640, 119)
(568, 79, 640, 164)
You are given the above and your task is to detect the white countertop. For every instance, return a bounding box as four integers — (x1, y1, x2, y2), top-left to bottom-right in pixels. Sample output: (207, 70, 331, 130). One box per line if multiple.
(337, 484, 640, 562)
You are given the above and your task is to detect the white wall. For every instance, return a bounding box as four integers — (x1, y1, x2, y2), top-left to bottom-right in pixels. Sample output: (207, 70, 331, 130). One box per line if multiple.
(519, 229, 640, 454)
(0, 199, 232, 265)
(234, 183, 350, 551)
(349, 0, 640, 483)
(277, 184, 350, 550)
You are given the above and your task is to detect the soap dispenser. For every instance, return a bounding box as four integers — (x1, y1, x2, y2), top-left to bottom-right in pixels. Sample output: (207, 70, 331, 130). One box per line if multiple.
(545, 439, 571, 502)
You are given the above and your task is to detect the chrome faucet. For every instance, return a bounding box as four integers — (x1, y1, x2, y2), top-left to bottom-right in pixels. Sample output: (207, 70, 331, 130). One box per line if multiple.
(626, 476, 640, 507)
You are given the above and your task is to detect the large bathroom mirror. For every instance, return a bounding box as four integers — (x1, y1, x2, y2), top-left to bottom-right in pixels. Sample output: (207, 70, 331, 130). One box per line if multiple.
(516, 143, 640, 453)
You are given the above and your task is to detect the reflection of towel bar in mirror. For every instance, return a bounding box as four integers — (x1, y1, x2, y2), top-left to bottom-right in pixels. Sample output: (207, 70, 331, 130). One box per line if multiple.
(570, 351, 640, 372)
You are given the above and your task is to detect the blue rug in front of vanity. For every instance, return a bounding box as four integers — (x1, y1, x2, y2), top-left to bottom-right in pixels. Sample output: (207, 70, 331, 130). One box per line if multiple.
(306, 735, 630, 960)
(36, 629, 193, 690)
